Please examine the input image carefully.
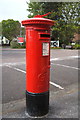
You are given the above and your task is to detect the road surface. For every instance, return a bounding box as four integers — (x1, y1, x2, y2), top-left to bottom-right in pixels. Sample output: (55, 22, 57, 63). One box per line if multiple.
(1, 48, 79, 118)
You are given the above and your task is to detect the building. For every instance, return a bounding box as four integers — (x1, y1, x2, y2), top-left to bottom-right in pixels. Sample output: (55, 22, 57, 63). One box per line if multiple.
(72, 33, 80, 44)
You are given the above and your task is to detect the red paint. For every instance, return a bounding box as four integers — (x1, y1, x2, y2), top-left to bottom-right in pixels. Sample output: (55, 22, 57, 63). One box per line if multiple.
(22, 15, 54, 93)
(34, 12, 51, 18)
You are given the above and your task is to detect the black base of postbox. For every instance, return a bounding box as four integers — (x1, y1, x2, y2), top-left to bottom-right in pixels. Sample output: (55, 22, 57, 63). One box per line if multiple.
(26, 91, 49, 117)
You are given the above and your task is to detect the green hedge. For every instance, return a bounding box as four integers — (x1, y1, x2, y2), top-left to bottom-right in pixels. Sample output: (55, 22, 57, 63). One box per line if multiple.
(10, 41, 26, 48)
(74, 44, 80, 49)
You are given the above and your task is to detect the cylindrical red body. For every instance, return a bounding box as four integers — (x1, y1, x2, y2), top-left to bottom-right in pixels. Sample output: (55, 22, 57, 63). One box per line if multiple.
(22, 17, 54, 117)
(27, 27, 50, 93)
(22, 18, 54, 93)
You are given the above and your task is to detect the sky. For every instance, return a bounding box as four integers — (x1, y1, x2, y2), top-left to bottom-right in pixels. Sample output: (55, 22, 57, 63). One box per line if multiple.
(0, 0, 30, 23)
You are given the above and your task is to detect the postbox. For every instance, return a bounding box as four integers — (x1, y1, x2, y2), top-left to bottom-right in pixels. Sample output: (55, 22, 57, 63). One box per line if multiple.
(22, 13, 55, 117)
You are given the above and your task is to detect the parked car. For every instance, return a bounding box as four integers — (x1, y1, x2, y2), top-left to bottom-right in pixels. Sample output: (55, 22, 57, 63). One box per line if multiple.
(0, 36, 9, 45)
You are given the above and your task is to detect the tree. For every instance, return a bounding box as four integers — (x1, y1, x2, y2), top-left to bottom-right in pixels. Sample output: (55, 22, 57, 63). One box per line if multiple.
(27, 2, 63, 19)
(27, 2, 44, 18)
(0, 22, 2, 36)
(2, 19, 21, 41)
(20, 27, 25, 37)
(54, 2, 80, 45)
(27, 2, 79, 45)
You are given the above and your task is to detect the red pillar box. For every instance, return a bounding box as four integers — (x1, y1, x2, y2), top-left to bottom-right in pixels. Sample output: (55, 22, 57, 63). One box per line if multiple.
(22, 13, 55, 117)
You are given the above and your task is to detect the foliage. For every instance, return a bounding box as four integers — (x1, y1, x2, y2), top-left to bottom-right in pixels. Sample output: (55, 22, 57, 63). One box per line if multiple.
(10, 41, 26, 48)
(27, 2, 44, 18)
(52, 20, 77, 45)
(20, 27, 25, 37)
(2, 19, 21, 41)
(74, 44, 80, 49)
(27, 2, 80, 45)
(10, 41, 20, 48)
(0, 22, 2, 36)
(27, 2, 63, 19)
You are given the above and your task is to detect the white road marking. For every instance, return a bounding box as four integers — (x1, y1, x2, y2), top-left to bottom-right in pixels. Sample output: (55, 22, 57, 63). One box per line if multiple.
(6, 65, 64, 90)
(0, 56, 79, 67)
(50, 81, 64, 90)
(50, 58, 60, 61)
(0, 62, 25, 67)
(1, 55, 79, 90)
(6, 65, 26, 73)
(51, 63, 80, 70)
(50, 56, 79, 61)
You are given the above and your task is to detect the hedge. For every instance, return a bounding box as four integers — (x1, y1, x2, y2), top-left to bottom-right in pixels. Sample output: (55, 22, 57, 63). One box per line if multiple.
(10, 41, 26, 48)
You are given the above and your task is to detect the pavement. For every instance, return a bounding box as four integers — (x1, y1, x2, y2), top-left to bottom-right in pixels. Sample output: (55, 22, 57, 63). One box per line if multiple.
(0, 48, 79, 119)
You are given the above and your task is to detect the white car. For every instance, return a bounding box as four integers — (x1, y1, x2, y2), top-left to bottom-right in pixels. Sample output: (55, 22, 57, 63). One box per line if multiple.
(0, 36, 9, 45)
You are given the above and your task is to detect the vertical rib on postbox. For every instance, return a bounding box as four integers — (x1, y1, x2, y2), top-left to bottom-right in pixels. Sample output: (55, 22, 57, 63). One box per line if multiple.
(22, 15, 54, 117)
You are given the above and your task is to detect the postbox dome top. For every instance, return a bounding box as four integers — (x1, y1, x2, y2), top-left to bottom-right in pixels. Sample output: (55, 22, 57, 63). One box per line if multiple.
(22, 18, 55, 26)
(22, 12, 55, 27)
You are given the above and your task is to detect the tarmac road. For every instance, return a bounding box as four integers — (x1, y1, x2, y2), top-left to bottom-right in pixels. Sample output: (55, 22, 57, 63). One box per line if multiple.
(1, 48, 79, 118)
